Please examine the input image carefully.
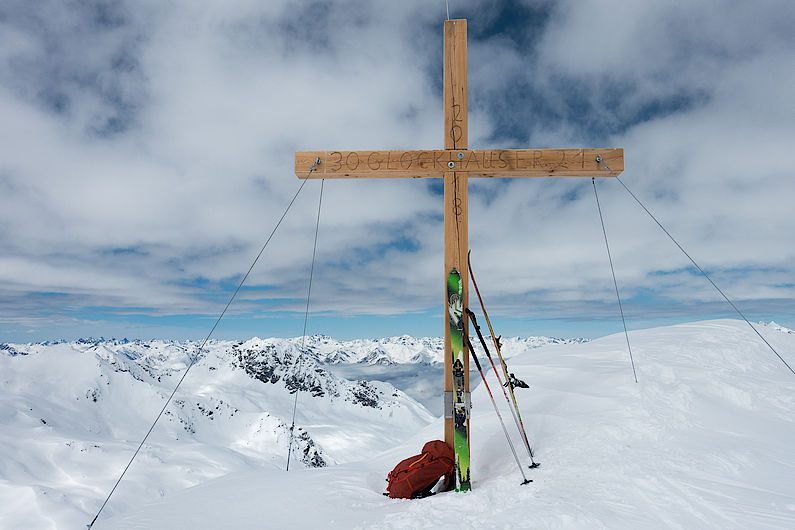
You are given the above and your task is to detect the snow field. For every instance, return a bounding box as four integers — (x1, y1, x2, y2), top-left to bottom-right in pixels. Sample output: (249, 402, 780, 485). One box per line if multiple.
(0, 338, 434, 528)
(108, 320, 794, 529)
(1, 320, 793, 528)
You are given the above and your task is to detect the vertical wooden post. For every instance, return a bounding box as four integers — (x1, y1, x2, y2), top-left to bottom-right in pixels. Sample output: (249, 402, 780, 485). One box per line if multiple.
(443, 19, 468, 453)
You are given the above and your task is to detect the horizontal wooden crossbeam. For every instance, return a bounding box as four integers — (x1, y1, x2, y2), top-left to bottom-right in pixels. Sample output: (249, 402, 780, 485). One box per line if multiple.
(295, 148, 622, 179)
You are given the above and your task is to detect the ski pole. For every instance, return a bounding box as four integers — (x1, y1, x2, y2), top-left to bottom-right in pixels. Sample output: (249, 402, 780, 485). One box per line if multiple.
(465, 336, 531, 486)
(466, 308, 539, 467)
(468, 251, 540, 468)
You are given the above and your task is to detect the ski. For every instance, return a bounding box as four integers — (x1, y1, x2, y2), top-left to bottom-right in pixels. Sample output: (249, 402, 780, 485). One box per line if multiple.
(447, 269, 471, 491)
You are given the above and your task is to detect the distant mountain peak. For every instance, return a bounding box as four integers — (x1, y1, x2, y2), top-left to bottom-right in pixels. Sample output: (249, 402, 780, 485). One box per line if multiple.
(763, 321, 795, 334)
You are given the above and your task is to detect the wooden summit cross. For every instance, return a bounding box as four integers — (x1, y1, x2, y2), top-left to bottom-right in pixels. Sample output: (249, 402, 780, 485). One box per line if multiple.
(295, 19, 623, 475)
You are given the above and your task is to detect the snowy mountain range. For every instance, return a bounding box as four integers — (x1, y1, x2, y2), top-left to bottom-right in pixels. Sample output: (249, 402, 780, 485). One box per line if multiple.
(0, 335, 441, 526)
(1, 332, 586, 366)
(1, 321, 793, 528)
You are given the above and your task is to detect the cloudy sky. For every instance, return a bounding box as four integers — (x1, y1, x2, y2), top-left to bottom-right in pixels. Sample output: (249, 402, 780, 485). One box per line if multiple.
(1, 0, 794, 342)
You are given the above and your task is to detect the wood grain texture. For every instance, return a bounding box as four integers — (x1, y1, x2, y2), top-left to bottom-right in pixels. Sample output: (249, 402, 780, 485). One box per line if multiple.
(443, 170, 469, 376)
(444, 19, 467, 151)
(295, 149, 623, 178)
(443, 19, 468, 452)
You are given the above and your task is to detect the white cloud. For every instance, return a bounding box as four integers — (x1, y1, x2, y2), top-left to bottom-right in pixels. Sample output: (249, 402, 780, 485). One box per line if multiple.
(0, 0, 793, 339)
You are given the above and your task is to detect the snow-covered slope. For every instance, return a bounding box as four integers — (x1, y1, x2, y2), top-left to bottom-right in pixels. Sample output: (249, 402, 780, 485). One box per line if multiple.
(2, 320, 793, 529)
(0, 338, 433, 527)
(103, 320, 795, 530)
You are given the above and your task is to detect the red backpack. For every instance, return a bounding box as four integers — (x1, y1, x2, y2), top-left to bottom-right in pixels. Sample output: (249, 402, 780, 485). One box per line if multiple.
(386, 440, 455, 499)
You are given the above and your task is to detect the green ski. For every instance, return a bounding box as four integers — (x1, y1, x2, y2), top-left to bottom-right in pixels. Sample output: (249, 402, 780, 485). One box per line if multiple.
(447, 269, 471, 491)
